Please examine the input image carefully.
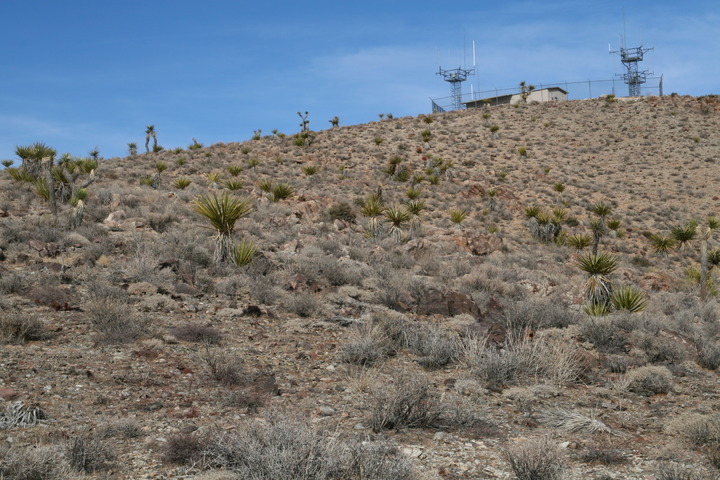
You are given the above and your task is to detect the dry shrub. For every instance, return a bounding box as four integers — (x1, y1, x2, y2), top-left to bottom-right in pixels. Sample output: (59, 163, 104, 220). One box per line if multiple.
(403, 322, 460, 369)
(630, 330, 688, 364)
(462, 332, 582, 386)
(0, 444, 72, 480)
(285, 292, 321, 317)
(503, 297, 580, 336)
(170, 323, 223, 344)
(579, 317, 627, 353)
(66, 434, 116, 473)
(165, 433, 208, 465)
(623, 365, 673, 395)
(338, 322, 393, 366)
(0, 273, 26, 294)
(0, 313, 44, 343)
(368, 372, 441, 432)
(580, 440, 628, 465)
(25, 285, 73, 309)
(503, 437, 565, 480)
(668, 412, 720, 447)
(203, 416, 416, 479)
(85, 298, 145, 344)
(696, 341, 720, 370)
(655, 461, 701, 480)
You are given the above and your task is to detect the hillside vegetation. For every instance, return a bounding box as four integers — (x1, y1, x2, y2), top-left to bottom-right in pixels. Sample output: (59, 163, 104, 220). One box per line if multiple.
(1, 94, 720, 479)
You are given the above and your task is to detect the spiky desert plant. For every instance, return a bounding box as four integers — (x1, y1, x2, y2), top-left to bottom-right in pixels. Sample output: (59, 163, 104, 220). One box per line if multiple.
(420, 129, 432, 144)
(489, 124, 500, 138)
(154, 162, 168, 174)
(188, 138, 203, 150)
(194, 192, 253, 263)
(271, 183, 294, 202)
(567, 233, 592, 251)
(173, 177, 192, 189)
(361, 193, 385, 238)
(577, 252, 618, 309)
(232, 239, 257, 267)
(328, 116, 339, 128)
(227, 165, 243, 176)
(257, 179, 273, 193)
(225, 180, 244, 191)
(607, 218, 621, 231)
(671, 221, 698, 249)
(650, 233, 676, 257)
(405, 199, 426, 216)
(449, 209, 468, 227)
(553, 182, 565, 194)
(486, 188, 498, 211)
(15, 142, 56, 179)
(1, 160, 13, 168)
(610, 286, 648, 313)
(709, 250, 720, 269)
(406, 186, 421, 200)
(247, 157, 260, 170)
(384, 204, 411, 242)
(525, 206, 541, 219)
(302, 165, 318, 176)
(699, 221, 718, 300)
(517, 146, 528, 158)
(207, 172, 221, 184)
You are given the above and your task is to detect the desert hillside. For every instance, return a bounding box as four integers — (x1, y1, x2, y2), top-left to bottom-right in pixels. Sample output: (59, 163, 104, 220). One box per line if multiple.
(1, 94, 720, 479)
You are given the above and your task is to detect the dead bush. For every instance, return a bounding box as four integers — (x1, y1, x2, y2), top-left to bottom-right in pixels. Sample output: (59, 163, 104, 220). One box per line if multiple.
(404, 323, 460, 369)
(0, 444, 72, 480)
(655, 461, 701, 480)
(339, 323, 393, 366)
(170, 324, 223, 344)
(164, 433, 208, 465)
(0, 273, 26, 294)
(66, 434, 116, 473)
(25, 285, 73, 310)
(85, 298, 145, 344)
(503, 437, 566, 480)
(0, 313, 44, 343)
(696, 341, 720, 370)
(285, 292, 321, 317)
(623, 366, 673, 395)
(368, 373, 441, 432)
(670, 412, 720, 447)
(580, 440, 628, 465)
(503, 297, 580, 337)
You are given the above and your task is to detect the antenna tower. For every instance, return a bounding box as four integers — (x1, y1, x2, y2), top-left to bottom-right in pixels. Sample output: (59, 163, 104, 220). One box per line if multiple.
(611, 44, 653, 97)
(437, 66, 474, 109)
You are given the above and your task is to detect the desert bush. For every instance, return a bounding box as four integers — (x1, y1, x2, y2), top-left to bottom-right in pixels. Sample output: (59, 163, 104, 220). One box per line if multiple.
(670, 412, 720, 447)
(202, 349, 248, 386)
(327, 202, 356, 223)
(66, 434, 116, 473)
(580, 440, 628, 465)
(170, 324, 223, 344)
(623, 366, 673, 395)
(339, 323, 393, 366)
(0, 444, 72, 480)
(0, 272, 26, 294)
(404, 322, 460, 368)
(203, 416, 415, 479)
(697, 341, 720, 370)
(0, 314, 45, 343)
(25, 285, 72, 309)
(85, 298, 144, 343)
(630, 331, 687, 364)
(285, 292, 321, 317)
(164, 433, 208, 465)
(368, 373, 441, 432)
(503, 298, 579, 338)
(579, 317, 627, 353)
(655, 462, 702, 480)
(503, 437, 565, 480)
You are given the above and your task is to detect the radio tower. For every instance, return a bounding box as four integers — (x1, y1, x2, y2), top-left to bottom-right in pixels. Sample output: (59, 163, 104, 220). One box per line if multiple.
(437, 66, 474, 110)
(611, 44, 653, 97)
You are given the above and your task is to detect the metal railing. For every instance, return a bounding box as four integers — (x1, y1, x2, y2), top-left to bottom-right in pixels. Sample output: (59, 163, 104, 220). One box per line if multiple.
(430, 76, 664, 112)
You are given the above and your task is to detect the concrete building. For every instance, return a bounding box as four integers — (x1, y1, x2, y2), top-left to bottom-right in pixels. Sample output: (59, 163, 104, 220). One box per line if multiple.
(463, 86, 568, 108)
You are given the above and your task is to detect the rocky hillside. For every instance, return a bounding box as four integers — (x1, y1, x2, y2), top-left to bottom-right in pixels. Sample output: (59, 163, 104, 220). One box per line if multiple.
(1, 94, 720, 479)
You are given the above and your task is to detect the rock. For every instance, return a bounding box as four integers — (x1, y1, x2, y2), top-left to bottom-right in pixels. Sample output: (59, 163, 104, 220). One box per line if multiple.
(457, 234, 503, 256)
(0, 388, 18, 400)
(104, 210, 126, 223)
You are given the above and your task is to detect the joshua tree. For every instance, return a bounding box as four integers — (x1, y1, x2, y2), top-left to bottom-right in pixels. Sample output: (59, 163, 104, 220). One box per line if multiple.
(329, 116, 339, 128)
(145, 125, 157, 153)
(89, 147, 100, 161)
(519, 81, 535, 103)
(383, 204, 411, 242)
(194, 192, 253, 263)
(590, 202, 611, 255)
(128, 143, 138, 156)
(699, 217, 719, 300)
(298, 112, 310, 132)
(15, 142, 56, 179)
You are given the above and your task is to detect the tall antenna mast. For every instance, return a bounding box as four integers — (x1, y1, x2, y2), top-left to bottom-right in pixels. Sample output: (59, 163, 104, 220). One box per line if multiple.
(437, 41, 476, 110)
(611, 14, 653, 97)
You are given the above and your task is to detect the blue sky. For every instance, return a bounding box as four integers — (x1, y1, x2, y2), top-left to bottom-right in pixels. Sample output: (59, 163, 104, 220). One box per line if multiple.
(1, 0, 718, 162)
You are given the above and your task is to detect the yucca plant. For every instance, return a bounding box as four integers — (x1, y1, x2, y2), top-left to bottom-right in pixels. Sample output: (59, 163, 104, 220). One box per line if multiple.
(194, 192, 253, 263)
(525, 206, 541, 219)
(428, 175, 440, 185)
(271, 183, 294, 202)
(173, 177, 192, 189)
(449, 209, 468, 227)
(650, 233, 676, 256)
(145, 125, 157, 153)
(517, 146, 527, 157)
(303, 165, 318, 176)
(709, 250, 720, 268)
(553, 182, 565, 193)
(405, 199, 426, 216)
(16, 142, 56, 179)
(154, 162, 168, 174)
(384, 204, 411, 242)
(140, 176, 154, 186)
(486, 189, 498, 211)
(583, 302, 611, 317)
(567, 233, 592, 251)
(247, 157, 260, 170)
(207, 172, 221, 184)
(577, 252, 618, 309)
(227, 165, 243, 176)
(257, 179, 273, 193)
(2, 160, 14, 168)
(607, 218, 621, 231)
(232, 238, 257, 267)
(406, 186, 421, 200)
(610, 286, 648, 313)
(361, 193, 385, 238)
(225, 180, 244, 191)
(670, 221, 698, 249)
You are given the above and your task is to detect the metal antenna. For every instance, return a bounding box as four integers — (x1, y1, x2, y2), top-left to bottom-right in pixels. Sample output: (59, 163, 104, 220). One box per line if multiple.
(437, 41, 476, 110)
(610, 16, 653, 97)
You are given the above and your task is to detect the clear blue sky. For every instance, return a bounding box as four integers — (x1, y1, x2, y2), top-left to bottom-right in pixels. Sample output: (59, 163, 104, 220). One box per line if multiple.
(1, 0, 717, 162)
